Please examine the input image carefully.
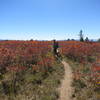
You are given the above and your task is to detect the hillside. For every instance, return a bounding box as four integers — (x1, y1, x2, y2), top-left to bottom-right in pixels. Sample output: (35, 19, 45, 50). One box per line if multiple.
(0, 40, 100, 100)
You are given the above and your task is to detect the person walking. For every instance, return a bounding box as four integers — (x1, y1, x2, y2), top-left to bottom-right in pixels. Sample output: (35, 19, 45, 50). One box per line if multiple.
(52, 40, 62, 61)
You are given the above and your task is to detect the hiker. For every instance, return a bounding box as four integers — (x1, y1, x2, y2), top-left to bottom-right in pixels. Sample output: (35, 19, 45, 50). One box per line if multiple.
(53, 40, 60, 57)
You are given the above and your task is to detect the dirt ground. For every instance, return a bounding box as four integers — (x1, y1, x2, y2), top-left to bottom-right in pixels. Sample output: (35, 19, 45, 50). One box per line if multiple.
(59, 60, 73, 100)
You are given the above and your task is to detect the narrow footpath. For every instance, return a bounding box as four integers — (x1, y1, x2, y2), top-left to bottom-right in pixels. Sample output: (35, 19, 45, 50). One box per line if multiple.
(59, 60, 73, 100)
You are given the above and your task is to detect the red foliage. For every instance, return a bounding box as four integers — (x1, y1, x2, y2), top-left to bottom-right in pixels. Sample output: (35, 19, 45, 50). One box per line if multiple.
(6, 66, 26, 72)
(59, 41, 100, 63)
(92, 63, 100, 71)
(0, 40, 53, 72)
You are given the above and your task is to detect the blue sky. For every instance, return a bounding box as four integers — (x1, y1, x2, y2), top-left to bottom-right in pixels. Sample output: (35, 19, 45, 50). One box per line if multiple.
(0, 0, 100, 40)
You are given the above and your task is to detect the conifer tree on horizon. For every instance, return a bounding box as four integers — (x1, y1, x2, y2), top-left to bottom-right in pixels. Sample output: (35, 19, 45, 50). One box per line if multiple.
(85, 37, 89, 42)
(79, 30, 84, 42)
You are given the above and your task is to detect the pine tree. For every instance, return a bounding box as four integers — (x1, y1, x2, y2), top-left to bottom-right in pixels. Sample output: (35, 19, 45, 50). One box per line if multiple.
(85, 37, 89, 42)
(79, 30, 84, 42)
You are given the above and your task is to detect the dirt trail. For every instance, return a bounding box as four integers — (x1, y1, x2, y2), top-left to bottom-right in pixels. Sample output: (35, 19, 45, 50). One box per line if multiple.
(59, 60, 73, 100)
